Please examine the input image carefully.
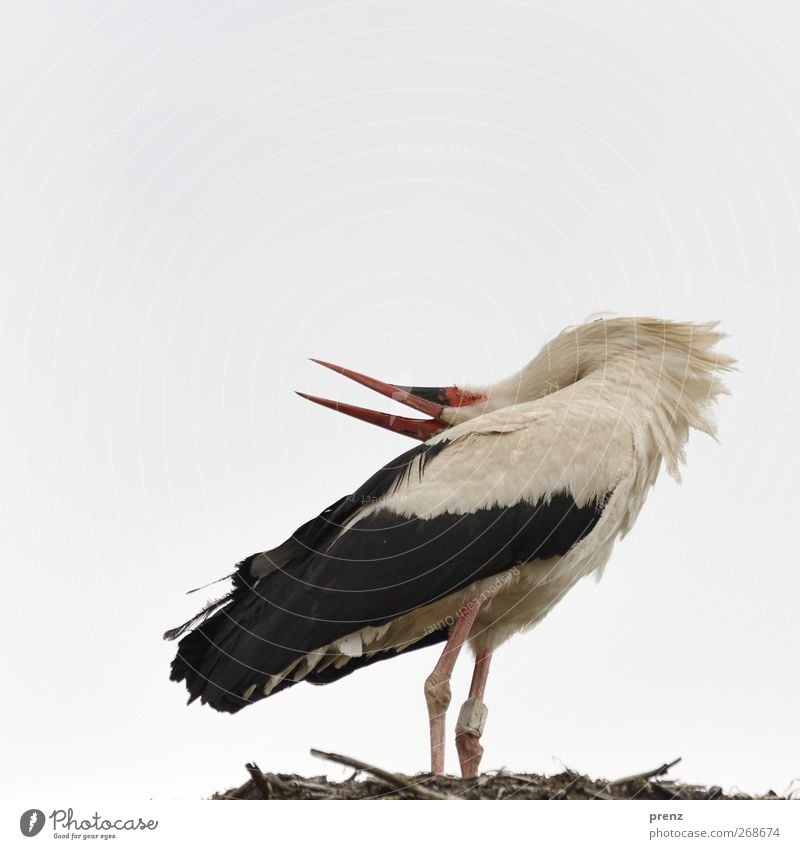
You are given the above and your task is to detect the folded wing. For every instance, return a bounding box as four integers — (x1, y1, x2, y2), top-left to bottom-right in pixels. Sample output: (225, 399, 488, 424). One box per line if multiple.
(166, 406, 621, 713)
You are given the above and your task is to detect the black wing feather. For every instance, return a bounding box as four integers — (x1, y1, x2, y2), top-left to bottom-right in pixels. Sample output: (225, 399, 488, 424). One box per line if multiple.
(167, 476, 607, 712)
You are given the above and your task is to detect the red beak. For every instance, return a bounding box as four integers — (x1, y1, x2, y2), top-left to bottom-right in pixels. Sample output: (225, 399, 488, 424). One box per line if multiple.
(297, 359, 486, 440)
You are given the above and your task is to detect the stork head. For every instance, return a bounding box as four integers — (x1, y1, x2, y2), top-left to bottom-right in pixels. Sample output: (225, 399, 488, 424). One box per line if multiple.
(296, 359, 490, 440)
(298, 317, 734, 441)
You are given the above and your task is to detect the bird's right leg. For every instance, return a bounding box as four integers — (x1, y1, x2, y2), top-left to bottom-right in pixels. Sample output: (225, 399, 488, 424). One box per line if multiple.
(424, 599, 482, 775)
(455, 648, 492, 778)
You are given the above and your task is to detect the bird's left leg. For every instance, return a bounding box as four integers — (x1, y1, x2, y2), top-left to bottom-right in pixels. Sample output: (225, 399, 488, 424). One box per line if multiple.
(424, 599, 482, 775)
(455, 648, 493, 778)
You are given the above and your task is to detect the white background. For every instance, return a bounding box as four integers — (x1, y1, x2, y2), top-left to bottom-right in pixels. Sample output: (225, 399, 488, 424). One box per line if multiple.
(1, 0, 798, 800)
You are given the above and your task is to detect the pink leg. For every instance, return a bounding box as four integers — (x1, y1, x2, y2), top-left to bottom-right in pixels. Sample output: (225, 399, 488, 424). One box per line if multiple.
(455, 648, 493, 778)
(424, 599, 482, 775)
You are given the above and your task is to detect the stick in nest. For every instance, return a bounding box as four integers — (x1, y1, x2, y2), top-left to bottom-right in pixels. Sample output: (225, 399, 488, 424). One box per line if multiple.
(310, 748, 454, 800)
(245, 762, 271, 800)
(609, 757, 683, 787)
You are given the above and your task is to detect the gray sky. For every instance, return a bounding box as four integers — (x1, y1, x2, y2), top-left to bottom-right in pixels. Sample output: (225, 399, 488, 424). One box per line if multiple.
(1, 0, 798, 799)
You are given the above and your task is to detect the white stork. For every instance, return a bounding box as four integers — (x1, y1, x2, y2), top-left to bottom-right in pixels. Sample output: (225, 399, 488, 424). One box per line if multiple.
(166, 317, 734, 778)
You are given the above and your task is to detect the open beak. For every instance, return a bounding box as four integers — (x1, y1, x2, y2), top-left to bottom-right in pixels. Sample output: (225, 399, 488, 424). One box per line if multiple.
(297, 359, 486, 440)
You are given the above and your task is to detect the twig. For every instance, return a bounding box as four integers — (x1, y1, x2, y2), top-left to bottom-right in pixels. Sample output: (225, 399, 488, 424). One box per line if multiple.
(609, 757, 683, 787)
(245, 762, 271, 800)
(310, 748, 453, 800)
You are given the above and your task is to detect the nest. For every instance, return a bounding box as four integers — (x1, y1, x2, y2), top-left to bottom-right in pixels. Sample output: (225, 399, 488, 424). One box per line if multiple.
(213, 751, 782, 800)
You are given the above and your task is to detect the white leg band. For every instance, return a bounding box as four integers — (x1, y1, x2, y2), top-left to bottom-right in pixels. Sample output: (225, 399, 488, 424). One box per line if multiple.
(455, 698, 488, 738)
